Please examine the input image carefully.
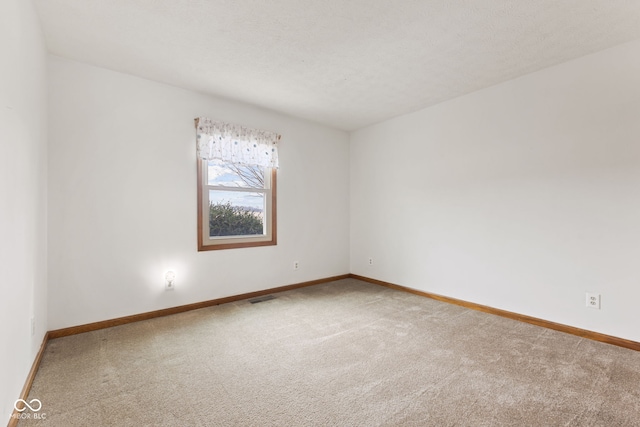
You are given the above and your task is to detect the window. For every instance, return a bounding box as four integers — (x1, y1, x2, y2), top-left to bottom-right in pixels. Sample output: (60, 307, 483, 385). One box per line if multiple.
(197, 159, 276, 250)
(195, 117, 279, 251)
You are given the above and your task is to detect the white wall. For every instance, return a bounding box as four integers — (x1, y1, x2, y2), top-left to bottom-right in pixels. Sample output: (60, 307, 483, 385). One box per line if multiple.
(48, 56, 350, 330)
(0, 0, 48, 421)
(351, 39, 640, 342)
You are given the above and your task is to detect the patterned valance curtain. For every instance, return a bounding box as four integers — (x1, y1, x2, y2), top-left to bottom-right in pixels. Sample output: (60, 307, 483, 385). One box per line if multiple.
(195, 117, 280, 168)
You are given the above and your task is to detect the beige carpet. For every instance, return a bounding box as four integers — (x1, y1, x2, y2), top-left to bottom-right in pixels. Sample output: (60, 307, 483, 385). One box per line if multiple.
(19, 279, 640, 426)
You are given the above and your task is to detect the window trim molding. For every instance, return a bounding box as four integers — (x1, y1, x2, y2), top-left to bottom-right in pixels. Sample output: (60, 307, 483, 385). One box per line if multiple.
(197, 160, 277, 251)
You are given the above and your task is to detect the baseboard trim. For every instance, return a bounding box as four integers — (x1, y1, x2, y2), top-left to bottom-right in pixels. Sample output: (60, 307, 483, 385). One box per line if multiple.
(350, 274, 640, 352)
(48, 274, 350, 339)
(7, 332, 50, 427)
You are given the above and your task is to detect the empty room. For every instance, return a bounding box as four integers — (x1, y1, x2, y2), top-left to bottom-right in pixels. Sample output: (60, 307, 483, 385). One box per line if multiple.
(2, 0, 640, 425)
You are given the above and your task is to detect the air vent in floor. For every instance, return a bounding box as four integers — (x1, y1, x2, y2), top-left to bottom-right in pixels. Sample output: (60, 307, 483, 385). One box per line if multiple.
(248, 295, 277, 304)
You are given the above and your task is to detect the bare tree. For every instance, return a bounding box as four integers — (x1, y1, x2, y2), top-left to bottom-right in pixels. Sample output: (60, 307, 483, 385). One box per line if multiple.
(227, 163, 264, 188)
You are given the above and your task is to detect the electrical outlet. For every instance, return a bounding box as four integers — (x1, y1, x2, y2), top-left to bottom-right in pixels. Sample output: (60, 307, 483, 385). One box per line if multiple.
(586, 293, 600, 309)
(368, 258, 373, 266)
(293, 261, 299, 270)
(165, 271, 176, 291)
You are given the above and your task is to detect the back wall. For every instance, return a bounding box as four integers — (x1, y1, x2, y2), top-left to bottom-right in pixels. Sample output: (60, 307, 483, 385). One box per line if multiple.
(48, 56, 350, 330)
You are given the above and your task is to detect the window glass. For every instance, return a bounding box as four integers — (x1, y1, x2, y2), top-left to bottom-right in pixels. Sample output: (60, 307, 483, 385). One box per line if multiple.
(198, 159, 276, 251)
(207, 159, 264, 189)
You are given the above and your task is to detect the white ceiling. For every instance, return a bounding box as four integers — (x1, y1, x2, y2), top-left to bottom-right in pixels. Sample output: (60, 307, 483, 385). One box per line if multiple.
(34, 0, 640, 131)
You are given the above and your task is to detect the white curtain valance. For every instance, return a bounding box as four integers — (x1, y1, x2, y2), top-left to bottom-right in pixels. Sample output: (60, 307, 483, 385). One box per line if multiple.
(195, 117, 280, 168)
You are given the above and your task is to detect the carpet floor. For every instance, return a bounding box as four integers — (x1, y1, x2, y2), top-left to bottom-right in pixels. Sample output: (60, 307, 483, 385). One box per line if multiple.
(19, 278, 640, 426)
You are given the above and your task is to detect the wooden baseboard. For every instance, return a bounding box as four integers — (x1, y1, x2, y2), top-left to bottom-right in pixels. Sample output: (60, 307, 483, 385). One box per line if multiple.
(48, 274, 350, 339)
(350, 274, 640, 352)
(7, 332, 50, 427)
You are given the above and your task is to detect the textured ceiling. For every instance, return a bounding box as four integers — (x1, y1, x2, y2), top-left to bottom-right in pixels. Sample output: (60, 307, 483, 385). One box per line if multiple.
(34, 0, 640, 131)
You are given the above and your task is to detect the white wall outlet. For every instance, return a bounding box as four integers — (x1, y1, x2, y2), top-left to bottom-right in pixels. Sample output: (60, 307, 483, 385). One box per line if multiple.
(165, 271, 176, 290)
(293, 261, 299, 270)
(586, 293, 600, 309)
(368, 257, 373, 266)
